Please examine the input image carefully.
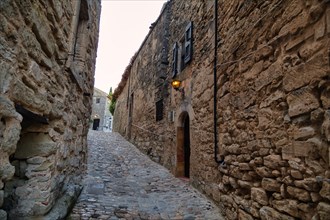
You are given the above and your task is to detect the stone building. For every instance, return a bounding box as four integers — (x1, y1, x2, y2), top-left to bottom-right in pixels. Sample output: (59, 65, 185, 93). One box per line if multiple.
(0, 0, 101, 219)
(113, 0, 330, 219)
(91, 88, 112, 131)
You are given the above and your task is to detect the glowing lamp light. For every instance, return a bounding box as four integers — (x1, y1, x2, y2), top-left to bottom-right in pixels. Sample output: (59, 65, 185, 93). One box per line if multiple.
(171, 79, 181, 90)
(171, 79, 184, 96)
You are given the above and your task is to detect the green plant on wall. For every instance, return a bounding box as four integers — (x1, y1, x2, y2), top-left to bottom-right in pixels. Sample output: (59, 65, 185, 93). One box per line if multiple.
(109, 97, 116, 115)
(108, 87, 116, 115)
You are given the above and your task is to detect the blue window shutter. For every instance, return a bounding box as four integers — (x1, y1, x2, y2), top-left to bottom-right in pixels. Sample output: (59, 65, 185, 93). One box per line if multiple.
(184, 22, 193, 64)
(172, 42, 178, 78)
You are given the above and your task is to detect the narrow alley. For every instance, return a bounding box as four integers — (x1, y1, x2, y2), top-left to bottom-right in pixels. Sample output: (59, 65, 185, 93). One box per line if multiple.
(68, 131, 224, 220)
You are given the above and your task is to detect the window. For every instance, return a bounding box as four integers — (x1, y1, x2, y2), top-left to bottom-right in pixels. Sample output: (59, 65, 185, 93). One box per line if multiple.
(156, 99, 164, 121)
(68, 0, 90, 91)
(129, 93, 134, 118)
(184, 22, 193, 64)
(96, 98, 100, 104)
(171, 21, 193, 77)
(172, 43, 179, 78)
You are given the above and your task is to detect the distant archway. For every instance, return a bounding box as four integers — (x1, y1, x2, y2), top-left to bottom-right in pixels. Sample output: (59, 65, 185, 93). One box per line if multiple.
(176, 112, 190, 178)
(92, 118, 100, 130)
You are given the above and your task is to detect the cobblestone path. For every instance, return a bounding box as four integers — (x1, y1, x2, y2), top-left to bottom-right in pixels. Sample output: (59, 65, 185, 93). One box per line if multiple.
(68, 131, 224, 220)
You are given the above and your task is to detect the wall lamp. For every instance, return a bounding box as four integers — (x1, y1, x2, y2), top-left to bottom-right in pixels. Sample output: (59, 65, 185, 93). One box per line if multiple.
(171, 79, 185, 96)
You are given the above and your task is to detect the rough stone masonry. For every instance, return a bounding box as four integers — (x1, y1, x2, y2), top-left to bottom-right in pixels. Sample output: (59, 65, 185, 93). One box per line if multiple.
(113, 0, 330, 219)
(0, 0, 101, 219)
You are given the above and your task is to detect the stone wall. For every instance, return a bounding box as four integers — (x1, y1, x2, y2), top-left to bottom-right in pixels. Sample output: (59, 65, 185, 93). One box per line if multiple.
(113, 2, 172, 163)
(0, 0, 101, 219)
(114, 0, 330, 219)
(215, 1, 330, 219)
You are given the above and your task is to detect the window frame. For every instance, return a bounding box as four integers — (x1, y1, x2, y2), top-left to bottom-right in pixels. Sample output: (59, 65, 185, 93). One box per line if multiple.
(156, 99, 164, 121)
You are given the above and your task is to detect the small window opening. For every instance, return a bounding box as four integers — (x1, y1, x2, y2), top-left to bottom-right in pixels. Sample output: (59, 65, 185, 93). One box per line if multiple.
(156, 99, 164, 121)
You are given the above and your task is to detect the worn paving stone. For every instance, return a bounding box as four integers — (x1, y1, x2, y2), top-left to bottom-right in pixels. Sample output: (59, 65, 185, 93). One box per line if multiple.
(67, 131, 224, 220)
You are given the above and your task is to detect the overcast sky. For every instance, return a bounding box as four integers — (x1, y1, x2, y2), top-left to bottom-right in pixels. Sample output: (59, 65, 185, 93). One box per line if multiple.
(94, 0, 167, 94)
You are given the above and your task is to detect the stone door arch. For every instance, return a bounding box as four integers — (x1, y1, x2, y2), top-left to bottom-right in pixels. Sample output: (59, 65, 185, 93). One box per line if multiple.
(176, 111, 190, 178)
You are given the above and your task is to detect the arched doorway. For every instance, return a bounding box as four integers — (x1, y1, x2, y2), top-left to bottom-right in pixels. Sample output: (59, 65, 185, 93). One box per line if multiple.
(92, 118, 100, 130)
(176, 112, 190, 178)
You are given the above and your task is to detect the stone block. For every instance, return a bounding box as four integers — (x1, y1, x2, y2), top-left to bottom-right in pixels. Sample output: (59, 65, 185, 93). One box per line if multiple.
(290, 170, 303, 179)
(0, 155, 15, 181)
(242, 173, 254, 181)
(283, 53, 328, 92)
(294, 178, 320, 192)
(237, 180, 252, 189)
(257, 108, 273, 130)
(255, 61, 282, 91)
(298, 203, 314, 216)
(229, 177, 239, 189)
(287, 87, 319, 117)
(29, 171, 52, 184)
(288, 159, 305, 171)
(272, 170, 281, 177)
(309, 4, 325, 24)
(327, 7, 330, 34)
(292, 141, 314, 157)
(12, 79, 50, 115)
(261, 178, 281, 192)
(281, 144, 295, 160)
(263, 155, 282, 169)
(317, 202, 330, 220)
(238, 209, 254, 220)
(255, 45, 273, 61)
(225, 144, 240, 154)
(319, 181, 330, 200)
(294, 126, 315, 140)
(287, 186, 311, 202)
(307, 160, 325, 175)
(259, 206, 295, 220)
(251, 187, 268, 206)
(237, 154, 251, 162)
(220, 195, 234, 207)
(298, 41, 323, 60)
(279, 11, 308, 36)
(272, 199, 299, 218)
(27, 156, 47, 165)
(314, 16, 326, 40)
(32, 196, 54, 216)
(1, 122, 21, 155)
(285, 35, 306, 51)
(15, 133, 56, 159)
(26, 161, 53, 173)
(256, 167, 273, 178)
(322, 111, 330, 142)
(250, 202, 260, 218)
(311, 192, 322, 202)
(244, 60, 263, 81)
(283, 176, 294, 185)
(260, 91, 285, 108)
(238, 163, 251, 170)
(321, 87, 330, 109)
(254, 157, 263, 165)
(31, 11, 56, 58)
(0, 95, 18, 118)
(311, 109, 324, 124)
(0, 210, 7, 220)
